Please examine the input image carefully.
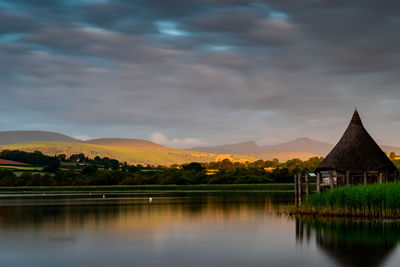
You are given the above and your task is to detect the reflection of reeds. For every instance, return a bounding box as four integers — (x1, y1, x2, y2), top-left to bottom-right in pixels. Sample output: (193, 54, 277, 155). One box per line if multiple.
(298, 182, 400, 218)
(296, 216, 400, 267)
(298, 216, 400, 245)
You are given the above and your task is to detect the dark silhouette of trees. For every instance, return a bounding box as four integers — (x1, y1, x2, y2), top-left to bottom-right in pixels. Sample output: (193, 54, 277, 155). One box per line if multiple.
(0, 150, 327, 186)
(183, 162, 204, 172)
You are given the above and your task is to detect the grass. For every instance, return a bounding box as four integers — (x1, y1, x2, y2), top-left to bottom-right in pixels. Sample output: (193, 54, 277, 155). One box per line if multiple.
(0, 184, 293, 193)
(298, 182, 400, 218)
(0, 141, 260, 166)
(0, 165, 44, 171)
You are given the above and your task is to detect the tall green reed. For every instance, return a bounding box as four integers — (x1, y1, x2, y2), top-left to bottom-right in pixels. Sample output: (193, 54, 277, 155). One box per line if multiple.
(300, 182, 400, 218)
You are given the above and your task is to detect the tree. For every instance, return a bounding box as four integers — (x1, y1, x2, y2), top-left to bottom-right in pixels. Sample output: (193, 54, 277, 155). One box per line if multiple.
(78, 153, 86, 162)
(82, 164, 98, 175)
(183, 162, 205, 172)
(121, 162, 129, 172)
(57, 154, 67, 161)
(69, 154, 80, 163)
(43, 159, 60, 173)
(252, 160, 265, 169)
(220, 159, 234, 170)
(128, 165, 140, 173)
(110, 159, 120, 170)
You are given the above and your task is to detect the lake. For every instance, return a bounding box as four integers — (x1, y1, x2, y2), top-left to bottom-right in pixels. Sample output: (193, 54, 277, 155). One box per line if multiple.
(0, 191, 399, 267)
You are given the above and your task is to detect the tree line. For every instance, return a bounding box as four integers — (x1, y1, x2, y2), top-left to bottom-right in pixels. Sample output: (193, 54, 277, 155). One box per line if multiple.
(3, 149, 400, 187)
(0, 150, 325, 186)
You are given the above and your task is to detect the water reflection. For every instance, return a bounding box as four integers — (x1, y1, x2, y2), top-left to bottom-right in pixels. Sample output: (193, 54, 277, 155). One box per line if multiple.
(0, 192, 298, 267)
(296, 216, 400, 267)
(0, 192, 289, 231)
(1, 192, 400, 267)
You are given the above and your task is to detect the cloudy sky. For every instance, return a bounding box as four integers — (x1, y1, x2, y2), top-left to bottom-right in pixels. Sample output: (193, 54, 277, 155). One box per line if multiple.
(1, 0, 400, 147)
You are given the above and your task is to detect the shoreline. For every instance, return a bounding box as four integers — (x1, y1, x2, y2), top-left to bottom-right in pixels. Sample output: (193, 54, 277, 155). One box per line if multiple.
(0, 183, 294, 194)
(290, 208, 400, 219)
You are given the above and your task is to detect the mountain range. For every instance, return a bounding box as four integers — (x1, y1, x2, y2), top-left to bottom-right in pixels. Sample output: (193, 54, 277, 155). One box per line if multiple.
(190, 137, 333, 157)
(1, 131, 399, 165)
(190, 137, 400, 160)
(0, 131, 79, 145)
(189, 138, 329, 161)
(0, 131, 258, 166)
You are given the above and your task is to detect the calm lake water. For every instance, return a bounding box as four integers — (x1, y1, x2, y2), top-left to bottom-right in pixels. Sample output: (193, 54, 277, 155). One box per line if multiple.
(0, 192, 400, 267)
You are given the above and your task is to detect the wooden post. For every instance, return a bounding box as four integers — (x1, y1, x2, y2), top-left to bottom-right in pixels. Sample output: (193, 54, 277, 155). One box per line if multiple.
(346, 170, 350, 186)
(333, 170, 337, 188)
(364, 172, 367, 184)
(299, 219, 303, 242)
(306, 224, 311, 242)
(305, 173, 309, 196)
(298, 173, 302, 203)
(379, 171, 383, 184)
(385, 168, 388, 183)
(316, 172, 321, 192)
(329, 171, 333, 190)
(294, 174, 298, 205)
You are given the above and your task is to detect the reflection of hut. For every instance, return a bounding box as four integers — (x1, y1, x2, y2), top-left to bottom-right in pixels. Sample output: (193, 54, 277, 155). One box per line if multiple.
(296, 217, 399, 267)
(316, 236, 395, 267)
(315, 110, 398, 187)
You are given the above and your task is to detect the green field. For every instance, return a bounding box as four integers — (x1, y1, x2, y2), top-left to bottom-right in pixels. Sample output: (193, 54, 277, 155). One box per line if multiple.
(0, 165, 43, 170)
(0, 184, 293, 193)
(0, 165, 45, 177)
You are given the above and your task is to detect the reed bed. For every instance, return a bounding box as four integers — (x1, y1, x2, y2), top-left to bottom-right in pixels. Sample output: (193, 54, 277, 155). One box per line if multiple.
(299, 182, 400, 218)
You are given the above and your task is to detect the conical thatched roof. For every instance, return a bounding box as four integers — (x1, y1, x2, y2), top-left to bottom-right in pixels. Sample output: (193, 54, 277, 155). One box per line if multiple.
(315, 110, 397, 173)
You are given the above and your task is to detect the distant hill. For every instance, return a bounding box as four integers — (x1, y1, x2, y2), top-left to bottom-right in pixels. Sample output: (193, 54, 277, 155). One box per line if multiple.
(3, 131, 400, 164)
(0, 141, 259, 166)
(190, 137, 400, 161)
(190, 141, 260, 155)
(190, 137, 331, 160)
(260, 137, 333, 155)
(84, 138, 164, 149)
(0, 131, 79, 145)
(255, 151, 321, 161)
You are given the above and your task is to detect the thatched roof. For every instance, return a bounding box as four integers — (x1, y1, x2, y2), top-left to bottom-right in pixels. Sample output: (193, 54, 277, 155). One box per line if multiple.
(315, 110, 397, 173)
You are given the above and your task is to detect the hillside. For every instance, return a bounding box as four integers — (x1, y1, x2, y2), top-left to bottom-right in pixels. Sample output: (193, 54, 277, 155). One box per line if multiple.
(0, 141, 259, 166)
(84, 138, 165, 149)
(255, 151, 320, 161)
(260, 137, 333, 155)
(190, 141, 260, 155)
(3, 132, 400, 164)
(190, 137, 400, 161)
(190, 137, 331, 160)
(0, 130, 79, 145)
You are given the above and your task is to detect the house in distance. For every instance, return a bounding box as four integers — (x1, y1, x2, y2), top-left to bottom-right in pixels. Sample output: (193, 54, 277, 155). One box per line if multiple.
(315, 109, 398, 187)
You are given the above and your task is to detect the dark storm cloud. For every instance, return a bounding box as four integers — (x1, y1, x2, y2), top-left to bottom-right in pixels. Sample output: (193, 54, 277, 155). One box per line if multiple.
(268, 0, 400, 72)
(2, 0, 400, 147)
(0, 8, 41, 33)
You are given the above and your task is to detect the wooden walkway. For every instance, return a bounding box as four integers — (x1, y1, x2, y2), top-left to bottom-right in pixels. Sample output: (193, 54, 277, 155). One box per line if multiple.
(294, 173, 332, 205)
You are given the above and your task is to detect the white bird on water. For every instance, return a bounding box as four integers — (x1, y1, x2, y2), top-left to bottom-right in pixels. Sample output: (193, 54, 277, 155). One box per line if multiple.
(102, 195, 106, 199)
(149, 197, 152, 203)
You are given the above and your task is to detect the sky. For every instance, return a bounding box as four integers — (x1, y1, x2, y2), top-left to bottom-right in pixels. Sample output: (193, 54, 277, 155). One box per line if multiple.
(1, 0, 400, 148)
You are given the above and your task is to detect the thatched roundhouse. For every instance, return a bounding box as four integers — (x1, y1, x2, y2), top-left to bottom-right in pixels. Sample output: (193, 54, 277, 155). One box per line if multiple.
(315, 110, 398, 186)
